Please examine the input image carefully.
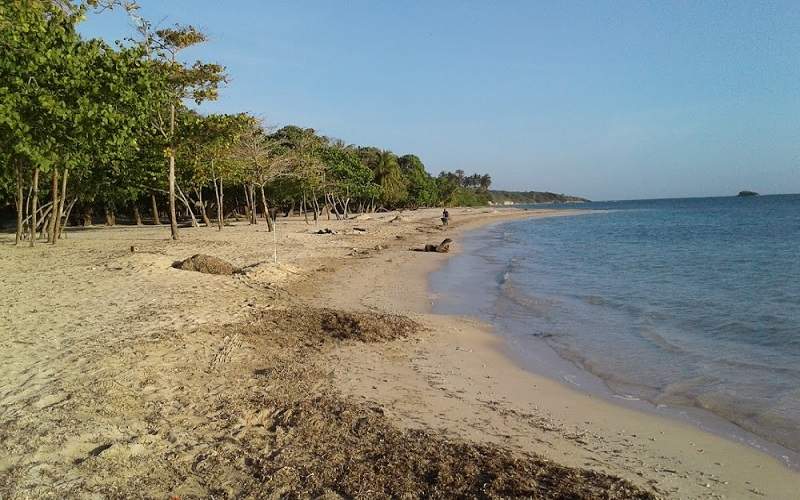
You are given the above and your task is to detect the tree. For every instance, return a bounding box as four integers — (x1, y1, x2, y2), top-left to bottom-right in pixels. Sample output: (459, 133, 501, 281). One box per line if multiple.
(398, 154, 438, 208)
(271, 126, 326, 223)
(321, 142, 379, 219)
(437, 169, 492, 206)
(137, 22, 226, 239)
(0, 0, 166, 245)
(228, 117, 292, 231)
(370, 150, 406, 207)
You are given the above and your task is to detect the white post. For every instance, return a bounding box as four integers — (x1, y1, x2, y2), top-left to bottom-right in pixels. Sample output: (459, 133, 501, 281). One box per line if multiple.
(273, 215, 278, 264)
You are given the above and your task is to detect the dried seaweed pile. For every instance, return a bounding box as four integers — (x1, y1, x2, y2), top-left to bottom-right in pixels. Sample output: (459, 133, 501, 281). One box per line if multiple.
(237, 392, 655, 499)
(241, 307, 422, 345)
(203, 308, 657, 499)
(6, 307, 655, 498)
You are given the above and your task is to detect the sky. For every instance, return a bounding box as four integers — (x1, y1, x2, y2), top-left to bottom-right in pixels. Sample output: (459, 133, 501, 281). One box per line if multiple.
(78, 1, 800, 201)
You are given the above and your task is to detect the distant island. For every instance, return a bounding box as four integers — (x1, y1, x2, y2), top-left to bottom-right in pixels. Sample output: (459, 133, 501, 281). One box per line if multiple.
(489, 190, 590, 205)
(737, 190, 759, 197)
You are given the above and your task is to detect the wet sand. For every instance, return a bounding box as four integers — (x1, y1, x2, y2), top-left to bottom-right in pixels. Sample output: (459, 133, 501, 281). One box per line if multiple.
(310, 211, 800, 500)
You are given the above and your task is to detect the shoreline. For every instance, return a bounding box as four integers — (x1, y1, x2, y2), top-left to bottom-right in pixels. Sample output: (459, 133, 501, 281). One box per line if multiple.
(429, 216, 800, 470)
(1, 206, 797, 498)
(316, 208, 800, 499)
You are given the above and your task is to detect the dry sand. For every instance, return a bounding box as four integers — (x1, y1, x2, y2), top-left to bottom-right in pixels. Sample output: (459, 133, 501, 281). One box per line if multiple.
(0, 207, 797, 498)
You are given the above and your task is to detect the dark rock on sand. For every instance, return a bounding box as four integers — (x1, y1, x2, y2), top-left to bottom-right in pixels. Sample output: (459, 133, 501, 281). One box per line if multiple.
(417, 238, 453, 253)
(173, 254, 239, 275)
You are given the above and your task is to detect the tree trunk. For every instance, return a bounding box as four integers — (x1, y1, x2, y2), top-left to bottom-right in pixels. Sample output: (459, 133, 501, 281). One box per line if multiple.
(47, 169, 59, 243)
(251, 184, 258, 224)
(243, 185, 252, 224)
(15, 162, 23, 245)
(54, 168, 68, 241)
(30, 169, 39, 247)
(167, 102, 178, 239)
(302, 191, 309, 224)
(195, 188, 211, 226)
(60, 198, 76, 238)
(133, 205, 142, 225)
(327, 193, 341, 220)
(212, 173, 224, 231)
(150, 192, 161, 225)
(41, 214, 51, 241)
(24, 184, 32, 238)
(248, 184, 258, 224)
(82, 206, 93, 226)
(168, 153, 178, 238)
(175, 182, 198, 227)
(260, 184, 273, 232)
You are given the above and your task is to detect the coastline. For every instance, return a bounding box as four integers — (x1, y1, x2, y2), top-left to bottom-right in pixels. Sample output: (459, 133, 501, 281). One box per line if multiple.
(429, 215, 800, 469)
(1, 206, 796, 497)
(315, 209, 800, 499)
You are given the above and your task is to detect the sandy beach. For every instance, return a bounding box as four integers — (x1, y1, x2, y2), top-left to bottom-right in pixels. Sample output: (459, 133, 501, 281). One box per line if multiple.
(1, 207, 797, 498)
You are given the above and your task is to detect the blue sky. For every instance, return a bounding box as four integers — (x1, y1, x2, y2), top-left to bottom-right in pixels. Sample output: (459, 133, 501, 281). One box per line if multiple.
(79, 1, 800, 200)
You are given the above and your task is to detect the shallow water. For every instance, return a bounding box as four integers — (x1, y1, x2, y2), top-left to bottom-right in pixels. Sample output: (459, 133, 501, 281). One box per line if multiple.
(431, 195, 800, 453)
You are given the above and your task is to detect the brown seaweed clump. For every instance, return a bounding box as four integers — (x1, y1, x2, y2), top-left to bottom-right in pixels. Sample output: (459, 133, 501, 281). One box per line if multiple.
(236, 392, 657, 499)
(218, 308, 656, 499)
(242, 307, 421, 345)
(172, 254, 239, 275)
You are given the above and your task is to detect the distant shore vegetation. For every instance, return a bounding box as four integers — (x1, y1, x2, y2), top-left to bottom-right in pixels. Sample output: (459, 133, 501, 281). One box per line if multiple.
(489, 190, 589, 205)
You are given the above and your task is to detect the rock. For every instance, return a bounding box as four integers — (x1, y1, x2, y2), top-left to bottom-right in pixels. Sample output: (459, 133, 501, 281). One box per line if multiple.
(173, 254, 238, 275)
(419, 238, 453, 253)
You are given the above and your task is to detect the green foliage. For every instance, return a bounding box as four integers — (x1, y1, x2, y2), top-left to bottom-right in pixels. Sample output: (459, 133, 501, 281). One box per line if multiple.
(0, 0, 498, 233)
(369, 149, 407, 206)
(437, 170, 492, 207)
(398, 154, 438, 208)
(180, 111, 253, 185)
(321, 144, 379, 200)
(489, 190, 589, 204)
(1, 1, 167, 188)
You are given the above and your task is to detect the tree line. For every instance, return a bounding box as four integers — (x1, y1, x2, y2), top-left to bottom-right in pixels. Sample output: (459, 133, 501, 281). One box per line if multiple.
(0, 0, 492, 246)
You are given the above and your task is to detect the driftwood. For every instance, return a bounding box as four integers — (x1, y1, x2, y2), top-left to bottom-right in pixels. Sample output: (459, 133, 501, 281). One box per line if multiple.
(413, 238, 453, 253)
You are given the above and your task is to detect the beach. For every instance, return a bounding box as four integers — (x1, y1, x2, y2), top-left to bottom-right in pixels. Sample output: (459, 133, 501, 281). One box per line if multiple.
(1, 207, 797, 498)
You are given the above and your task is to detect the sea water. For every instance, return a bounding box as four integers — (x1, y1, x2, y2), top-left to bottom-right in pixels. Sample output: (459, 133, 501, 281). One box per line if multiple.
(430, 195, 800, 455)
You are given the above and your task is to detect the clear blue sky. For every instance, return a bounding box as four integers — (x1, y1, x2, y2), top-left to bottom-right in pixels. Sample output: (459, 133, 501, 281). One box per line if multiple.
(79, 1, 800, 200)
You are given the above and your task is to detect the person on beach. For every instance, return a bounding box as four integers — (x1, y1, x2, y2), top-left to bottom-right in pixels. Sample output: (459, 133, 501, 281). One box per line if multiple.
(441, 208, 450, 226)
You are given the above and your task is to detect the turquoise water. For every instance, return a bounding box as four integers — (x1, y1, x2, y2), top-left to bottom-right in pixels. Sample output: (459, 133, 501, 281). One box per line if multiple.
(431, 195, 800, 453)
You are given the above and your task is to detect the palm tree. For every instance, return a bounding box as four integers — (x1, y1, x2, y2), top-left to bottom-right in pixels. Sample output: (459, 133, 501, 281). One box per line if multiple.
(372, 150, 406, 206)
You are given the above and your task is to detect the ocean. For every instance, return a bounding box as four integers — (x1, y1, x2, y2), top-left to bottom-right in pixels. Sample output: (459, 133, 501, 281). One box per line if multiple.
(430, 194, 800, 458)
